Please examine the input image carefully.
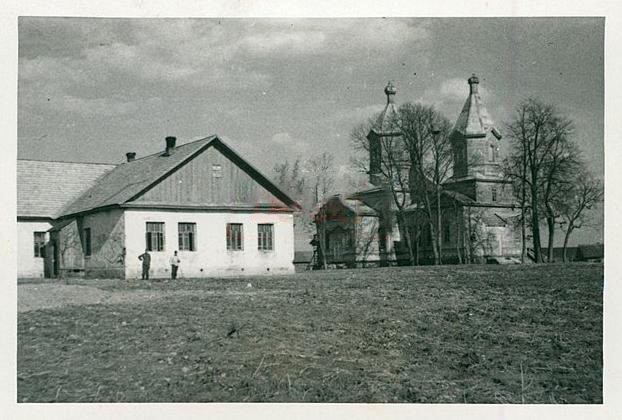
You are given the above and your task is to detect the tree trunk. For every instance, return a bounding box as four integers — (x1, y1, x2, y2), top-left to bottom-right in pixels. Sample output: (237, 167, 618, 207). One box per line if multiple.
(454, 207, 463, 264)
(429, 221, 440, 265)
(436, 188, 443, 265)
(546, 216, 555, 262)
(397, 211, 415, 265)
(562, 225, 574, 263)
(466, 206, 473, 264)
(520, 179, 527, 263)
(530, 183, 543, 263)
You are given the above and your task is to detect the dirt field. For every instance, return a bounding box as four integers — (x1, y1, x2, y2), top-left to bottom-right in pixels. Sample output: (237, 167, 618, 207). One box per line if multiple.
(17, 263, 603, 403)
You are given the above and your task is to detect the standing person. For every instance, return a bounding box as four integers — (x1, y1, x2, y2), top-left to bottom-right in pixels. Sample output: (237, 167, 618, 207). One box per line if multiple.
(170, 250, 180, 280)
(138, 249, 151, 280)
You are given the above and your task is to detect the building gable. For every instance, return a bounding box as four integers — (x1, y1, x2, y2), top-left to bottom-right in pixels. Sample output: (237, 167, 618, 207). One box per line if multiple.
(131, 142, 290, 209)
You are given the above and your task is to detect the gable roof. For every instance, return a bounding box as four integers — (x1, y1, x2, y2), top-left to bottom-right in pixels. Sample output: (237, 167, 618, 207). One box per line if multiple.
(59, 135, 300, 218)
(17, 159, 116, 219)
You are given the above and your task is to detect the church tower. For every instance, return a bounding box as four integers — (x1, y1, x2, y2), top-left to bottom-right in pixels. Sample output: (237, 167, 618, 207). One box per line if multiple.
(367, 81, 400, 186)
(444, 75, 509, 205)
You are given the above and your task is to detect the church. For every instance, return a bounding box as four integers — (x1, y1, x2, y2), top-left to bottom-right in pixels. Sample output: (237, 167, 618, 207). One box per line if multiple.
(314, 75, 522, 266)
(17, 135, 300, 279)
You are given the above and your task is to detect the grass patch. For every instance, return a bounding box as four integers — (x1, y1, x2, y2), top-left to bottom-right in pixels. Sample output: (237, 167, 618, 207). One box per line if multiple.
(17, 263, 603, 403)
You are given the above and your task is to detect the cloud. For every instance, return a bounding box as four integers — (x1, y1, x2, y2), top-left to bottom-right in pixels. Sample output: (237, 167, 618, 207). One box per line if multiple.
(416, 77, 495, 120)
(334, 104, 385, 124)
(241, 30, 327, 56)
(271, 18, 430, 52)
(438, 78, 492, 101)
(84, 42, 199, 82)
(271, 132, 296, 145)
(269, 132, 310, 156)
(57, 95, 138, 116)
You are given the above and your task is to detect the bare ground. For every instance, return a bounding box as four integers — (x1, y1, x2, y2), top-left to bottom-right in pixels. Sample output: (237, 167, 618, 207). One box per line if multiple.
(17, 263, 603, 403)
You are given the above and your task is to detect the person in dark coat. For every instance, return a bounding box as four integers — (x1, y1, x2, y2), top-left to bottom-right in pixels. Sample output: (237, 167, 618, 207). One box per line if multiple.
(138, 249, 151, 280)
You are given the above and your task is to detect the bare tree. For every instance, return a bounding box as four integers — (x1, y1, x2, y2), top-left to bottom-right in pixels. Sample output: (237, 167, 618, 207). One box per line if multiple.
(539, 135, 581, 262)
(505, 98, 574, 263)
(273, 157, 306, 198)
(350, 112, 415, 264)
(55, 221, 82, 282)
(305, 152, 336, 206)
(556, 170, 603, 262)
(503, 121, 530, 263)
(349, 104, 453, 265)
(398, 103, 453, 265)
(273, 153, 337, 235)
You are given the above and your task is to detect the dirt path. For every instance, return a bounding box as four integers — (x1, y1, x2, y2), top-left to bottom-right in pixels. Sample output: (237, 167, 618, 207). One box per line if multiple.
(17, 284, 218, 313)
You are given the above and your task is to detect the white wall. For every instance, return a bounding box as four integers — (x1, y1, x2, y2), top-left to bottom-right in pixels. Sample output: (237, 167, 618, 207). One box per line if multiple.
(17, 220, 52, 278)
(124, 209, 295, 279)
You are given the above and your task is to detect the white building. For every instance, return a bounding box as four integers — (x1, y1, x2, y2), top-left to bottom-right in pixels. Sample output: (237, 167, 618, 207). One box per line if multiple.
(17, 135, 300, 279)
(17, 160, 115, 277)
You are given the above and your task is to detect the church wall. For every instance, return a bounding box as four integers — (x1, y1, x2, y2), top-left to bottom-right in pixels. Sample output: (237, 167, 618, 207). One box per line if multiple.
(474, 180, 514, 204)
(444, 179, 477, 200)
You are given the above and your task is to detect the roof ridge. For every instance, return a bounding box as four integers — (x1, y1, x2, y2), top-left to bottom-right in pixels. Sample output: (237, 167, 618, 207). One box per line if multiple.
(120, 135, 217, 164)
(18, 158, 118, 166)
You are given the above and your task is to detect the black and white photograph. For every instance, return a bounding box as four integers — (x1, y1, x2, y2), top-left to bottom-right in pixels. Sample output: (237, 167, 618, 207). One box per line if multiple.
(3, 1, 620, 418)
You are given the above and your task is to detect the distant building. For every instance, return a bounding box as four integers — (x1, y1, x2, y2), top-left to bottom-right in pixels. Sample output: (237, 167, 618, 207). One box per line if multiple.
(314, 76, 522, 266)
(575, 244, 604, 262)
(313, 82, 401, 267)
(17, 135, 300, 279)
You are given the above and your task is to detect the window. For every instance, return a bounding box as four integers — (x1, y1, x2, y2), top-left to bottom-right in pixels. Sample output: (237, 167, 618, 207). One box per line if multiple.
(491, 188, 498, 202)
(489, 144, 500, 162)
(443, 223, 451, 244)
(83, 228, 92, 256)
(33, 232, 46, 258)
(178, 223, 196, 251)
(258, 224, 274, 251)
(146, 222, 165, 251)
(226, 223, 243, 251)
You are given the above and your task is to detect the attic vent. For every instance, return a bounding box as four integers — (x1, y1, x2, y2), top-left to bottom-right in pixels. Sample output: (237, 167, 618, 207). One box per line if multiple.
(212, 164, 222, 178)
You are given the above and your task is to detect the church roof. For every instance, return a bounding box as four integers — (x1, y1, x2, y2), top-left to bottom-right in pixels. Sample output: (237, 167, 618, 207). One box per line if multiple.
(371, 81, 400, 136)
(451, 75, 501, 139)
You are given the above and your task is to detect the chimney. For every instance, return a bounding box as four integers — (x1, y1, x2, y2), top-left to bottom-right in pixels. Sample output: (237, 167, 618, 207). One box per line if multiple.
(126, 152, 136, 162)
(164, 136, 176, 156)
(468, 74, 479, 94)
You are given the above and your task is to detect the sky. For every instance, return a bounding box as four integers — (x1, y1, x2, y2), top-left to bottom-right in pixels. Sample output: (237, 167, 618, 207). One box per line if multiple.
(17, 17, 604, 244)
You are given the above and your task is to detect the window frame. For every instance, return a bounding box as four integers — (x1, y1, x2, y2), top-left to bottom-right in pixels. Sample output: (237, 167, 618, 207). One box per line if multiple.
(33, 231, 46, 258)
(178, 222, 197, 252)
(146, 222, 165, 252)
(257, 223, 274, 251)
(226, 223, 243, 251)
(83, 227, 92, 257)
